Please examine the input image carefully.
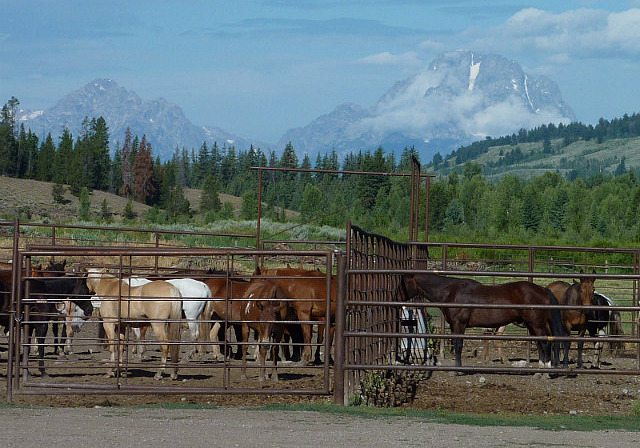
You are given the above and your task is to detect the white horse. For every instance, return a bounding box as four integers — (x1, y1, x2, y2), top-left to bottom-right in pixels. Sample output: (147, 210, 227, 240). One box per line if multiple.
(125, 276, 212, 359)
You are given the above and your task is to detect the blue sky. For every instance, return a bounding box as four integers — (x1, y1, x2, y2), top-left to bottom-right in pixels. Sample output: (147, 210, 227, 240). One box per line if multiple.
(4, 0, 640, 144)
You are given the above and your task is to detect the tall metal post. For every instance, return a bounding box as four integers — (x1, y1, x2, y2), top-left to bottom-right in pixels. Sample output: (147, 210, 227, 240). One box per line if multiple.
(334, 252, 347, 405)
(256, 169, 263, 250)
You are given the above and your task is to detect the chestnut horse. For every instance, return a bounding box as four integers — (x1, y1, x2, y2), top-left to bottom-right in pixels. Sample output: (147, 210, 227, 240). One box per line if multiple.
(547, 275, 596, 368)
(239, 279, 288, 381)
(86, 269, 182, 380)
(255, 267, 336, 365)
(401, 273, 562, 368)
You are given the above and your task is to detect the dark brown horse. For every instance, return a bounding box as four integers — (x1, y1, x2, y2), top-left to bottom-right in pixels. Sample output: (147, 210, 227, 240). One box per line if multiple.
(547, 275, 595, 368)
(201, 273, 257, 361)
(401, 273, 561, 368)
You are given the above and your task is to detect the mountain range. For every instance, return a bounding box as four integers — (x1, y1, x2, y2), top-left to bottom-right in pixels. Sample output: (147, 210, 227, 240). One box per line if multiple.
(18, 51, 575, 163)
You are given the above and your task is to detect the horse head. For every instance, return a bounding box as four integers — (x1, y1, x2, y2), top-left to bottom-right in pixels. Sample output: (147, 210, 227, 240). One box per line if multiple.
(576, 270, 596, 307)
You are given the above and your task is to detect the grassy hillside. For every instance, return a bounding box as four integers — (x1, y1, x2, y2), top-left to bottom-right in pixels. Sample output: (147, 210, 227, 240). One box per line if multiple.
(0, 176, 298, 223)
(431, 136, 640, 181)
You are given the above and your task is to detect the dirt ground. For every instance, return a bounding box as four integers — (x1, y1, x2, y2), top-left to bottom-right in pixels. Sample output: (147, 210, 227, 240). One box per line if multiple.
(1, 339, 640, 448)
(2, 338, 639, 416)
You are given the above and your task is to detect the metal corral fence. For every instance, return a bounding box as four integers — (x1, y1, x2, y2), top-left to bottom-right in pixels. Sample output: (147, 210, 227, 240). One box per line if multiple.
(2, 244, 335, 403)
(0, 219, 256, 266)
(335, 224, 640, 406)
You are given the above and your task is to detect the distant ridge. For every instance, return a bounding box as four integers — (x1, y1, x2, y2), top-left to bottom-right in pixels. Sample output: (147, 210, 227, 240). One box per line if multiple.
(18, 78, 268, 160)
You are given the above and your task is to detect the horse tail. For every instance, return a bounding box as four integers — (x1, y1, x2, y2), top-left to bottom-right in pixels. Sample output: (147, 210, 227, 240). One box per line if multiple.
(608, 310, 625, 355)
(545, 288, 567, 336)
(168, 288, 182, 363)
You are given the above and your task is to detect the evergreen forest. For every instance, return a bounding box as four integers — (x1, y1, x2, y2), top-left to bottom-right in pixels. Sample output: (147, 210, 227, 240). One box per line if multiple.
(2, 96, 640, 248)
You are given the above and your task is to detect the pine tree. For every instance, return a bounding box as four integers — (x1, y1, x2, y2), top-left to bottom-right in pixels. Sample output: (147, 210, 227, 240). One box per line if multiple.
(100, 199, 112, 223)
(78, 187, 91, 221)
(36, 134, 55, 181)
(200, 174, 222, 215)
(120, 128, 134, 197)
(53, 128, 73, 184)
(133, 135, 155, 204)
(123, 198, 136, 221)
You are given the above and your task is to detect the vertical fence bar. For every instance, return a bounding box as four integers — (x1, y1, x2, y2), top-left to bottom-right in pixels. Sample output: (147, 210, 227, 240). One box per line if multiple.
(334, 252, 346, 405)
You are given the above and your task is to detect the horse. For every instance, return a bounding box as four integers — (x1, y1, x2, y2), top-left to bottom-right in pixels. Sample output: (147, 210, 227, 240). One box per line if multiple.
(400, 273, 562, 368)
(255, 266, 335, 365)
(239, 279, 288, 381)
(480, 325, 507, 363)
(57, 299, 92, 355)
(547, 274, 596, 368)
(86, 268, 182, 380)
(122, 276, 212, 360)
(201, 271, 258, 361)
(0, 280, 11, 334)
(24, 276, 94, 377)
(587, 292, 625, 367)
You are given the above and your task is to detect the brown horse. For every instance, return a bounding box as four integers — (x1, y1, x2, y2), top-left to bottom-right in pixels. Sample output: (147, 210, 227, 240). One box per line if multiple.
(255, 266, 336, 365)
(547, 275, 596, 368)
(239, 279, 288, 381)
(86, 268, 182, 380)
(401, 273, 561, 368)
(201, 273, 257, 361)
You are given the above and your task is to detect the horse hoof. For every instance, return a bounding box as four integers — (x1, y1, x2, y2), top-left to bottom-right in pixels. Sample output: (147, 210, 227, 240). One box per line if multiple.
(153, 373, 163, 380)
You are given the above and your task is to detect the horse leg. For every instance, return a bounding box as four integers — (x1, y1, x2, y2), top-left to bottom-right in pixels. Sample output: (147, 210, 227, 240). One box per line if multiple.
(132, 326, 147, 359)
(314, 323, 324, 365)
(52, 320, 61, 356)
(577, 329, 586, 368)
(35, 322, 48, 377)
(231, 324, 243, 360)
(298, 319, 313, 366)
(271, 326, 285, 382)
(64, 320, 74, 355)
(150, 321, 169, 380)
(241, 323, 250, 380)
(186, 318, 199, 360)
(593, 329, 605, 368)
(102, 321, 117, 377)
(257, 327, 268, 382)
(209, 322, 225, 361)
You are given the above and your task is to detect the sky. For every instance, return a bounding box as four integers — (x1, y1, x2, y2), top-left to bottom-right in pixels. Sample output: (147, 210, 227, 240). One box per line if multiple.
(4, 0, 640, 144)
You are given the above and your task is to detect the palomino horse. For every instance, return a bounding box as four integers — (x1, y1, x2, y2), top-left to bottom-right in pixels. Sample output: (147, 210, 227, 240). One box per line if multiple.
(123, 277, 212, 359)
(401, 273, 562, 368)
(239, 279, 288, 381)
(86, 269, 182, 380)
(588, 292, 625, 367)
(255, 266, 336, 365)
(547, 274, 596, 368)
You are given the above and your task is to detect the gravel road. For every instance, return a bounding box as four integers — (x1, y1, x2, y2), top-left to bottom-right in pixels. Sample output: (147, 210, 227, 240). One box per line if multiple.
(1, 407, 639, 448)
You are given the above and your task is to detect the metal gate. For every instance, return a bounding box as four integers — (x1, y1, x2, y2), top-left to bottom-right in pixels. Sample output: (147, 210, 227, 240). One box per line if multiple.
(336, 224, 640, 405)
(2, 243, 334, 402)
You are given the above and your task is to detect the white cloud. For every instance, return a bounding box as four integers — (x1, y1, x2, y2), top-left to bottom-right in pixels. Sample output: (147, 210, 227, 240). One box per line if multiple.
(474, 8, 640, 63)
(357, 51, 420, 67)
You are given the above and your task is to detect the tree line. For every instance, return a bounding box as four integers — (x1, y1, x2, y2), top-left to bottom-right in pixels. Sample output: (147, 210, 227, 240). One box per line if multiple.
(2, 96, 639, 248)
